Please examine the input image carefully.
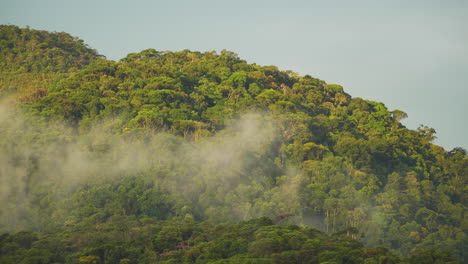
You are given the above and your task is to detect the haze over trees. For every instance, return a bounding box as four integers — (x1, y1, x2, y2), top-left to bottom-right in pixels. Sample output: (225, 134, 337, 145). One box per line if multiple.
(0, 25, 466, 264)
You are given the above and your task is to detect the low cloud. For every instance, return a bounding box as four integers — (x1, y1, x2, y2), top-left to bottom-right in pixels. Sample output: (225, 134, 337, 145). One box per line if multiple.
(0, 104, 305, 232)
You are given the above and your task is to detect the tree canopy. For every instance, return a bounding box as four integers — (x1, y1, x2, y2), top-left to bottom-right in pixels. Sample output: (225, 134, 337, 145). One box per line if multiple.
(0, 25, 466, 264)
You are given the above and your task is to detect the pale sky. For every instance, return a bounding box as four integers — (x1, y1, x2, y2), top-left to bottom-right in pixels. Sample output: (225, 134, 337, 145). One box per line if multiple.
(1, 0, 467, 150)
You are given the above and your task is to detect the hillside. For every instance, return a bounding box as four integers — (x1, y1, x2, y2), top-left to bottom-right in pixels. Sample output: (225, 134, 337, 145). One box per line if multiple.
(0, 25, 466, 264)
(0, 25, 102, 101)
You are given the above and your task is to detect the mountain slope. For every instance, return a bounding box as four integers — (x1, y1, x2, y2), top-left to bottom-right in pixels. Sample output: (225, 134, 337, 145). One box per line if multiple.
(0, 25, 102, 100)
(0, 26, 466, 263)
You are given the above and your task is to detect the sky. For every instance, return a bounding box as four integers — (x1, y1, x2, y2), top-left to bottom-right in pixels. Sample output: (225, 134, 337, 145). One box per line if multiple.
(1, 0, 467, 150)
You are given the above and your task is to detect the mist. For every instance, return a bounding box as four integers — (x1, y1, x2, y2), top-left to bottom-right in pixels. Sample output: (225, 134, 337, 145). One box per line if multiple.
(0, 103, 307, 232)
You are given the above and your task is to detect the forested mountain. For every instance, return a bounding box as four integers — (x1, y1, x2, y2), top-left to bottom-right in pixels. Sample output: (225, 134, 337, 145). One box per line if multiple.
(0, 25, 466, 264)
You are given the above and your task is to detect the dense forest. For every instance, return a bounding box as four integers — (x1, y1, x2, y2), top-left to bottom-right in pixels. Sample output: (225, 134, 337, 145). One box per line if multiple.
(0, 25, 466, 264)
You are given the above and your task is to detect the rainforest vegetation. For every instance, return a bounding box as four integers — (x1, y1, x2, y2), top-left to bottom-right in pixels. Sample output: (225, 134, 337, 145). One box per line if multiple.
(0, 25, 466, 264)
